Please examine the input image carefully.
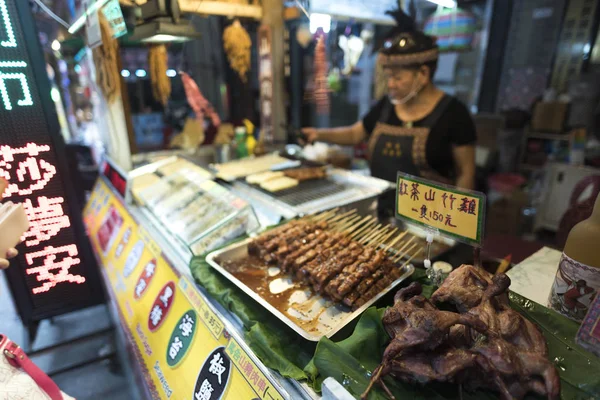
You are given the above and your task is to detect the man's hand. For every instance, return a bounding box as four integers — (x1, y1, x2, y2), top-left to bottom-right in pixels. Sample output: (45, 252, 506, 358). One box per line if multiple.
(0, 248, 18, 270)
(300, 127, 319, 145)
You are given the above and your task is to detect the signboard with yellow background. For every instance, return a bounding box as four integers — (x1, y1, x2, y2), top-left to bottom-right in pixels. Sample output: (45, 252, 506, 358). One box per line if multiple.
(395, 173, 486, 246)
(84, 179, 286, 400)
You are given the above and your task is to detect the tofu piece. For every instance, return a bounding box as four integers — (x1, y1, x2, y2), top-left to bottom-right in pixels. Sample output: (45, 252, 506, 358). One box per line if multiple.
(246, 171, 284, 184)
(260, 176, 299, 192)
(131, 173, 162, 204)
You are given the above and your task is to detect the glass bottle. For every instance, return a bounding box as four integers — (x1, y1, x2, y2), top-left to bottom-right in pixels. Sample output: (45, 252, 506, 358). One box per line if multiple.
(548, 193, 600, 322)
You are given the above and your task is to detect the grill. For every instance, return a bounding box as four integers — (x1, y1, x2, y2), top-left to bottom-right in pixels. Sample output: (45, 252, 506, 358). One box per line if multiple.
(254, 178, 347, 206)
(230, 168, 394, 221)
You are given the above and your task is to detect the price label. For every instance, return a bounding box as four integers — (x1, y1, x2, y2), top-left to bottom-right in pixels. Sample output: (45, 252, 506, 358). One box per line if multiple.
(395, 173, 486, 246)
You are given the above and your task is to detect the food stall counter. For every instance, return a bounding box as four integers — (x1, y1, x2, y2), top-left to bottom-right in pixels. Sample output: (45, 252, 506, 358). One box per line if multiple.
(84, 173, 314, 400)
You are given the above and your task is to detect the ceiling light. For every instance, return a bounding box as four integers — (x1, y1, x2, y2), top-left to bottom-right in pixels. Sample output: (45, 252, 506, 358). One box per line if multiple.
(140, 34, 188, 43)
(426, 0, 456, 7)
(310, 13, 331, 34)
(50, 88, 60, 102)
(130, 21, 200, 43)
(135, 69, 146, 78)
(121, 69, 131, 78)
(51, 40, 61, 51)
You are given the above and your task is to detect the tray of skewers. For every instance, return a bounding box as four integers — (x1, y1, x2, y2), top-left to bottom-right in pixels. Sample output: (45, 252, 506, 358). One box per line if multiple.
(206, 209, 422, 341)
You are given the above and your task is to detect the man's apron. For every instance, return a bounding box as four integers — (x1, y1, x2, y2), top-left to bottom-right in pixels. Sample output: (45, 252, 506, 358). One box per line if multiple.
(368, 95, 453, 217)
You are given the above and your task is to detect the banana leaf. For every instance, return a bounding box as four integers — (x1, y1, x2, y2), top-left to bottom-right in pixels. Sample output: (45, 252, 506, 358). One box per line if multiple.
(191, 245, 600, 399)
(190, 245, 315, 382)
(311, 271, 600, 399)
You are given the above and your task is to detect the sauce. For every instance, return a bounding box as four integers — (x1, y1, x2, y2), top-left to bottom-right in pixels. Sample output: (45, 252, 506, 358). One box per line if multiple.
(219, 255, 348, 334)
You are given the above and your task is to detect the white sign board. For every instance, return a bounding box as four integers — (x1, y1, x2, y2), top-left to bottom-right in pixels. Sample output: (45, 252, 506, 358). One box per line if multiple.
(84, 0, 102, 48)
(310, 0, 396, 24)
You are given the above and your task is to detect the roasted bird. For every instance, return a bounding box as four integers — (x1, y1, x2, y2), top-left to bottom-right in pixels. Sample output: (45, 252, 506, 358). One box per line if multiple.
(363, 265, 560, 400)
(431, 264, 508, 311)
(381, 283, 488, 361)
(466, 274, 549, 356)
(362, 282, 488, 399)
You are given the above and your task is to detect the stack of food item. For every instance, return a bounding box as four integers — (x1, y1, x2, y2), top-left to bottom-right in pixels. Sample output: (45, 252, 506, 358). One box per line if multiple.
(362, 265, 560, 400)
(213, 153, 289, 181)
(246, 166, 327, 193)
(247, 212, 419, 309)
(136, 170, 258, 256)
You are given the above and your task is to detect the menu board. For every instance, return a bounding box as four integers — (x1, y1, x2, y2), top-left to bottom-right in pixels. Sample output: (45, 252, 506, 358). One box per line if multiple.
(84, 179, 286, 400)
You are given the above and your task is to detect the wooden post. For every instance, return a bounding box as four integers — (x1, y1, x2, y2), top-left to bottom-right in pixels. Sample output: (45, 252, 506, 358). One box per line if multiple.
(261, 0, 286, 143)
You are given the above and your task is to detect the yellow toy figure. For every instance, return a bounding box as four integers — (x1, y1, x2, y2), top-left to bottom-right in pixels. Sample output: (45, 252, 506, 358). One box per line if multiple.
(244, 119, 257, 155)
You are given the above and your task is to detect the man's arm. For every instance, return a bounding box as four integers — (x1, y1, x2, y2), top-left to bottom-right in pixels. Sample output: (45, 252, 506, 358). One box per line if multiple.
(302, 121, 367, 146)
(453, 145, 476, 190)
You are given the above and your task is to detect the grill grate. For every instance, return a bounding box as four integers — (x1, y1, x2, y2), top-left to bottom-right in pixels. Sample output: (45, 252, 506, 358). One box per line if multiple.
(255, 179, 348, 206)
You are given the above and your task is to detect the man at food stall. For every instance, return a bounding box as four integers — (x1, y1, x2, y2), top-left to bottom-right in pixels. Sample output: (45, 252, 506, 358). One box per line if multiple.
(302, 10, 476, 220)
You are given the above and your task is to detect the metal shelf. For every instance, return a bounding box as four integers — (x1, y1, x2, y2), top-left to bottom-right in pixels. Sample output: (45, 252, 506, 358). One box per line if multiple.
(520, 164, 544, 172)
(526, 131, 570, 141)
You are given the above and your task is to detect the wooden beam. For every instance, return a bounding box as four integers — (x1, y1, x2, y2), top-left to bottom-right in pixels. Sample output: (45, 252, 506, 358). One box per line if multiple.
(261, 0, 286, 142)
(179, 0, 263, 19)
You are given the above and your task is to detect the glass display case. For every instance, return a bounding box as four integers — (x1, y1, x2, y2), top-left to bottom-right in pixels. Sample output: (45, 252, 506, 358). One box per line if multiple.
(135, 168, 259, 256)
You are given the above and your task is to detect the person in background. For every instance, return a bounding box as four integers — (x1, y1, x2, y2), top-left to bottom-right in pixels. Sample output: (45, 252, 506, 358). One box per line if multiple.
(301, 9, 477, 220)
(0, 248, 18, 270)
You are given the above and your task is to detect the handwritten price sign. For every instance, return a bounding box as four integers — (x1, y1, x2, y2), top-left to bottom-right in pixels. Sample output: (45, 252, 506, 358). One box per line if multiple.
(395, 173, 486, 246)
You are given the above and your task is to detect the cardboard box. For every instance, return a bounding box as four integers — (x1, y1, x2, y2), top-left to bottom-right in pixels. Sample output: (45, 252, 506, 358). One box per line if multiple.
(486, 190, 528, 236)
(531, 102, 569, 133)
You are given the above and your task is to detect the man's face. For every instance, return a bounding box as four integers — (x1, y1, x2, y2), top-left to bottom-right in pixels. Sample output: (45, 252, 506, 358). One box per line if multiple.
(384, 68, 419, 102)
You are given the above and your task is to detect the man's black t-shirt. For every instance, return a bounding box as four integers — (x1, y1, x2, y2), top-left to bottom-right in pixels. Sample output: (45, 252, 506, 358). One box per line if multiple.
(362, 95, 477, 183)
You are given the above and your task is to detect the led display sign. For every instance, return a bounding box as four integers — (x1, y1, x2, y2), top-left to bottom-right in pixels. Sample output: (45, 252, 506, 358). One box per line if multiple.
(0, 0, 103, 324)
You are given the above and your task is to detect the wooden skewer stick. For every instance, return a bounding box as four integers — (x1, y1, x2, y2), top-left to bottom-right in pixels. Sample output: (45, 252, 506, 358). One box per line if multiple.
(383, 231, 408, 253)
(365, 226, 389, 244)
(365, 226, 393, 247)
(398, 244, 421, 266)
(344, 216, 373, 235)
(358, 225, 386, 244)
(372, 228, 398, 249)
(332, 213, 361, 228)
(330, 217, 354, 230)
(392, 236, 416, 261)
(309, 208, 339, 222)
(349, 218, 376, 239)
(328, 213, 356, 228)
(334, 215, 362, 231)
(355, 223, 381, 241)
(327, 209, 356, 224)
(394, 242, 419, 263)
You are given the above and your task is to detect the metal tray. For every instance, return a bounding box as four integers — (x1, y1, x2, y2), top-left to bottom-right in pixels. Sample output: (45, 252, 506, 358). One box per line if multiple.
(249, 178, 348, 207)
(206, 238, 414, 341)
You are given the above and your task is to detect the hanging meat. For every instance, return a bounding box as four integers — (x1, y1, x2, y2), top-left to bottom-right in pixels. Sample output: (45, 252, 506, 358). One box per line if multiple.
(148, 44, 171, 106)
(223, 19, 251, 82)
(362, 265, 560, 400)
(313, 35, 330, 115)
(92, 14, 120, 104)
(180, 71, 221, 127)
